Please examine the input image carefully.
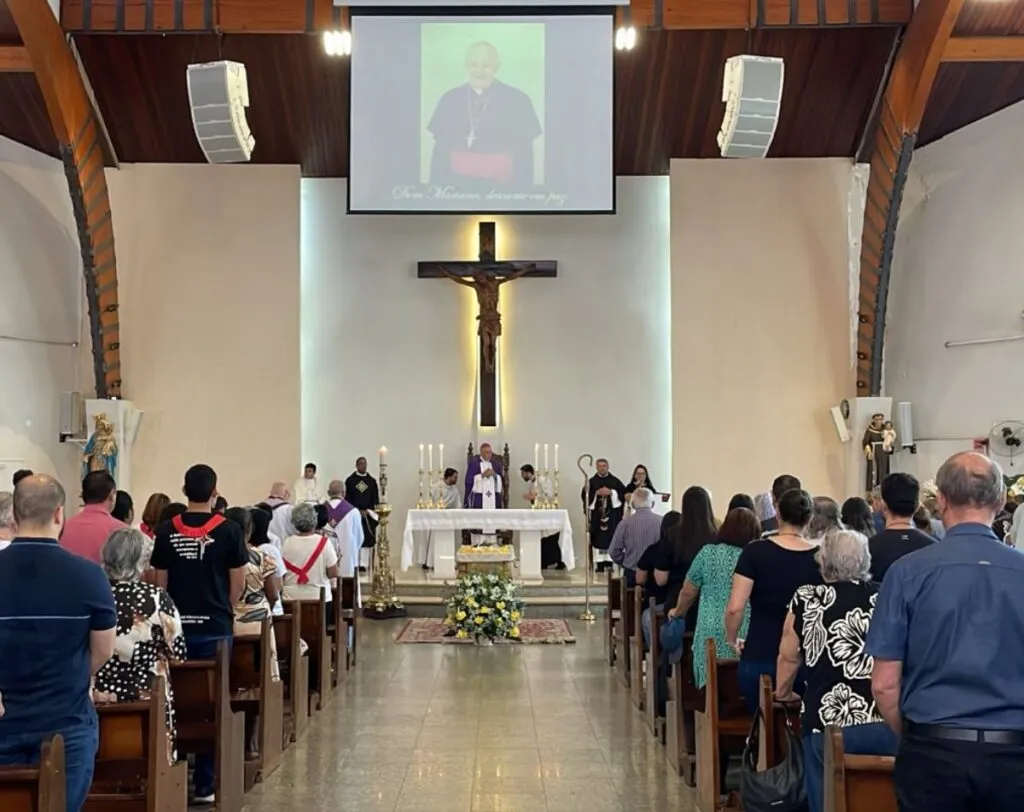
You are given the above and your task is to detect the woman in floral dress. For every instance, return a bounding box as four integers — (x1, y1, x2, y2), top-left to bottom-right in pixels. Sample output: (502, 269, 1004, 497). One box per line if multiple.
(776, 528, 898, 812)
(666, 506, 757, 688)
(93, 527, 187, 762)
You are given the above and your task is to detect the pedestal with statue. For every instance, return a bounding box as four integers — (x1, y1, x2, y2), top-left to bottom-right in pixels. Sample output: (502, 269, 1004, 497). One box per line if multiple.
(82, 399, 142, 490)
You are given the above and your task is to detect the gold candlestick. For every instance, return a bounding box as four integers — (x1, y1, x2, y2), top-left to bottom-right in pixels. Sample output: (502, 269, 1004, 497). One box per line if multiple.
(363, 502, 406, 619)
(551, 468, 560, 509)
(416, 468, 427, 509)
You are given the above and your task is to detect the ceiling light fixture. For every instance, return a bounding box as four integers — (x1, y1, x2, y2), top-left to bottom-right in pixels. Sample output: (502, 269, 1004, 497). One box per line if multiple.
(614, 26, 637, 51)
(322, 30, 352, 57)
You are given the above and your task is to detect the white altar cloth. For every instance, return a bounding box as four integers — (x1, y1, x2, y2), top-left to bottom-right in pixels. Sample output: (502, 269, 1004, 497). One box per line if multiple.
(402, 509, 574, 582)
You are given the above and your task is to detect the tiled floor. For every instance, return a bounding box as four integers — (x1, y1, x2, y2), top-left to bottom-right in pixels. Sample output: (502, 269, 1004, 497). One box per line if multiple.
(242, 618, 695, 811)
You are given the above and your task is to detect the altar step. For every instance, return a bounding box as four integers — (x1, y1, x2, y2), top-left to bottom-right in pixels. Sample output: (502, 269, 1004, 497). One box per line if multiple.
(391, 579, 609, 618)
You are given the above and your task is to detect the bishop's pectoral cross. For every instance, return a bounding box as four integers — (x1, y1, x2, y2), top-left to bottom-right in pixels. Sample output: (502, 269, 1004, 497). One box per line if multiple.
(419, 222, 556, 428)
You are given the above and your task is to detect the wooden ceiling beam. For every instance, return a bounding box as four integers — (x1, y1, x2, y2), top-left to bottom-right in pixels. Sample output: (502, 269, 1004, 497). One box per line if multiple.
(7, 0, 123, 398)
(0, 45, 31, 71)
(61, 0, 909, 33)
(943, 36, 1024, 62)
(855, 0, 965, 397)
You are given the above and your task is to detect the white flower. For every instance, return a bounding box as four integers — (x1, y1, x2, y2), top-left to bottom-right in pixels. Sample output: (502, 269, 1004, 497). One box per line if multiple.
(796, 585, 836, 667)
(826, 608, 874, 680)
(818, 683, 873, 727)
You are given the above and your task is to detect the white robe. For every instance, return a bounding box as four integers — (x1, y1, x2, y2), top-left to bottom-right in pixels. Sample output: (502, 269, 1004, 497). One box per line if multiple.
(323, 498, 364, 578)
(471, 462, 502, 545)
(293, 476, 322, 504)
(268, 503, 294, 546)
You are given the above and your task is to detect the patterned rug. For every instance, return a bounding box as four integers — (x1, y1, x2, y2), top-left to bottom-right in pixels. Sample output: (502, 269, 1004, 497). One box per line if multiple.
(394, 618, 575, 645)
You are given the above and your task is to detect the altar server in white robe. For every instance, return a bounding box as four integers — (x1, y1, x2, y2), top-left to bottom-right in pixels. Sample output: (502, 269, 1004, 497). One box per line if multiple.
(293, 462, 323, 504)
(419, 468, 462, 570)
(323, 479, 363, 605)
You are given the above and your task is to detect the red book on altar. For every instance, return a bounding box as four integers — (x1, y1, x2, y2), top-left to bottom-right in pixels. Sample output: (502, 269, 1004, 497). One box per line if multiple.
(449, 150, 513, 183)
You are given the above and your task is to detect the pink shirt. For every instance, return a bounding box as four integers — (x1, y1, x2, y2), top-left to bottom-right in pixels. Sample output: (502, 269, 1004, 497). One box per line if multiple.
(60, 504, 124, 563)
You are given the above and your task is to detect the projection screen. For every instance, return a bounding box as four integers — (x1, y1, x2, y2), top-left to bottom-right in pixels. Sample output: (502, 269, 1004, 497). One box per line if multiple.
(348, 13, 614, 213)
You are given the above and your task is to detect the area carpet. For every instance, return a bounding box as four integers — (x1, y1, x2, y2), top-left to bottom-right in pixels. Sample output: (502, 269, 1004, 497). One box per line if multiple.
(394, 618, 576, 645)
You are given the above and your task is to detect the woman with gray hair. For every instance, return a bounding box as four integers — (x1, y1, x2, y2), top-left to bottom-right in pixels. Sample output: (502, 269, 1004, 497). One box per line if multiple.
(775, 528, 896, 812)
(806, 496, 843, 544)
(93, 527, 187, 763)
(281, 502, 339, 602)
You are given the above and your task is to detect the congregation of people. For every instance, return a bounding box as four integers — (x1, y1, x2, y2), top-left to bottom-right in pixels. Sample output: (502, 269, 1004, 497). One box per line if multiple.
(595, 451, 1024, 812)
(0, 459, 370, 810)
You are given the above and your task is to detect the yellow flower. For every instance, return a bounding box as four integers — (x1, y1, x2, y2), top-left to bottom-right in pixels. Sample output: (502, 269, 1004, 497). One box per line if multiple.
(467, 598, 477, 607)
(456, 629, 468, 639)
(510, 611, 521, 621)
(479, 606, 491, 614)
(475, 616, 485, 625)
(496, 601, 506, 610)
(456, 611, 466, 621)
(509, 626, 520, 638)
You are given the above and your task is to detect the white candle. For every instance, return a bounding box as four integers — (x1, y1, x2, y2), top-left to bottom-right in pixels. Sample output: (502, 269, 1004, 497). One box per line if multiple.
(419, 444, 424, 470)
(428, 443, 434, 472)
(544, 443, 549, 471)
(439, 443, 444, 471)
(379, 446, 387, 464)
(534, 443, 539, 471)
(554, 443, 559, 471)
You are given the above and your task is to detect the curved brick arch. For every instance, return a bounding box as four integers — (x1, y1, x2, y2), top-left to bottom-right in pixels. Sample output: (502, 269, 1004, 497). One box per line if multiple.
(7, 0, 121, 398)
(856, 0, 965, 395)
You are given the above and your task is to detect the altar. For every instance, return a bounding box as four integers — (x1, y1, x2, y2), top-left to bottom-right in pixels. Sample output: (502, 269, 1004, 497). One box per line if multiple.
(401, 509, 574, 583)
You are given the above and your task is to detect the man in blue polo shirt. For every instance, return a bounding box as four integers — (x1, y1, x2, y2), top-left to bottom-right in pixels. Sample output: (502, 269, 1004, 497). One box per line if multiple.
(868, 451, 1024, 811)
(0, 474, 117, 811)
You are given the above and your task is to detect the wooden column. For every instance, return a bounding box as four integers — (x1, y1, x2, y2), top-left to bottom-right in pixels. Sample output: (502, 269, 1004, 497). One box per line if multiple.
(856, 0, 965, 395)
(7, 0, 122, 398)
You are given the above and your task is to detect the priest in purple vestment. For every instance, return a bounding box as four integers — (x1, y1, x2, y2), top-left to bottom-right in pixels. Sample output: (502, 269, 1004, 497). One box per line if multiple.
(464, 443, 505, 509)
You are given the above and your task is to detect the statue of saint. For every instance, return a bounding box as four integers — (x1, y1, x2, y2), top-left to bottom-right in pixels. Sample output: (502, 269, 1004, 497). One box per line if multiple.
(862, 412, 891, 494)
(83, 413, 118, 480)
(437, 264, 534, 373)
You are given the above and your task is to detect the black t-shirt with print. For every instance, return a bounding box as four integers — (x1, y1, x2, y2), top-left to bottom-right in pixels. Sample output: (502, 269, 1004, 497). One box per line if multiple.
(734, 539, 822, 662)
(790, 580, 885, 734)
(868, 527, 934, 582)
(636, 538, 692, 613)
(150, 512, 248, 638)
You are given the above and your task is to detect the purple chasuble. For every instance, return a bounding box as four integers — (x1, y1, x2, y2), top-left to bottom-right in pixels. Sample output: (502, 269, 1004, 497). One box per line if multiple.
(464, 455, 504, 509)
(326, 499, 356, 528)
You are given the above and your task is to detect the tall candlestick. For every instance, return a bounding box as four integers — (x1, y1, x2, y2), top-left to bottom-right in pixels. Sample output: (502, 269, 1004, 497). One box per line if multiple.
(428, 443, 433, 472)
(534, 443, 539, 472)
(544, 443, 549, 471)
(439, 443, 444, 472)
(419, 444, 424, 470)
(554, 443, 559, 471)
(379, 446, 387, 466)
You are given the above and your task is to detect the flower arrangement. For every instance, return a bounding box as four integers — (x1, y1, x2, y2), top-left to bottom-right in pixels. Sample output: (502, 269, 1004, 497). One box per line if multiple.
(457, 545, 514, 555)
(443, 572, 524, 641)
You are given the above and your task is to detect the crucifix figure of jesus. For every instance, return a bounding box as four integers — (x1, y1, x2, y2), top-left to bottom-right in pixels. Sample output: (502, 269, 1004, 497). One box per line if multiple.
(436, 264, 532, 374)
(418, 222, 556, 427)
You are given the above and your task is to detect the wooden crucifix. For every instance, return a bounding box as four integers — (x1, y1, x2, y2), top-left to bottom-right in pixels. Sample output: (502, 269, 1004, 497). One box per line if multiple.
(418, 222, 556, 427)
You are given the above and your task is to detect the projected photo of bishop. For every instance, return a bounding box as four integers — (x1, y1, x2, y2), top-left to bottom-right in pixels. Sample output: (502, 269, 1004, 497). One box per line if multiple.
(427, 41, 542, 189)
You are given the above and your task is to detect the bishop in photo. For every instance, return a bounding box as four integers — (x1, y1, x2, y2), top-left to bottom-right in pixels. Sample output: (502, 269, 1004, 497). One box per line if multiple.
(585, 458, 626, 572)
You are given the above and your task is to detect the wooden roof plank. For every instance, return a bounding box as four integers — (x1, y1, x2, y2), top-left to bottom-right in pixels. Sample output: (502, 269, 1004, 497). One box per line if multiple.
(943, 36, 1024, 62)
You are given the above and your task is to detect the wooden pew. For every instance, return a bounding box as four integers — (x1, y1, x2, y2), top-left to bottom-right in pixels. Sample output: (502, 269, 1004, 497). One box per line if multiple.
(695, 639, 749, 812)
(615, 577, 636, 687)
(631, 585, 645, 710)
(644, 598, 665, 736)
(605, 575, 622, 667)
(87, 677, 188, 811)
(272, 611, 309, 743)
(230, 618, 284, 789)
(171, 641, 245, 812)
(756, 674, 801, 771)
(0, 735, 65, 812)
(331, 576, 359, 686)
(824, 727, 897, 812)
(283, 590, 333, 714)
(665, 633, 702, 786)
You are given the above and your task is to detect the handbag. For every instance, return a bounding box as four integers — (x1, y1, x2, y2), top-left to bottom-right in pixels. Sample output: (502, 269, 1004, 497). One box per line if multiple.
(659, 616, 686, 663)
(739, 705, 807, 812)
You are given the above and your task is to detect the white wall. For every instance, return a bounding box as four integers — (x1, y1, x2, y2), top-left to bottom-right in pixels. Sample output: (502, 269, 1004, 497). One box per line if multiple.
(301, 177, 672, 568)
(0, 137, 85, 490)
(670, 159, 856, 507)
(885, 100, 1024, 480)
(108, 164, 301, 504)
